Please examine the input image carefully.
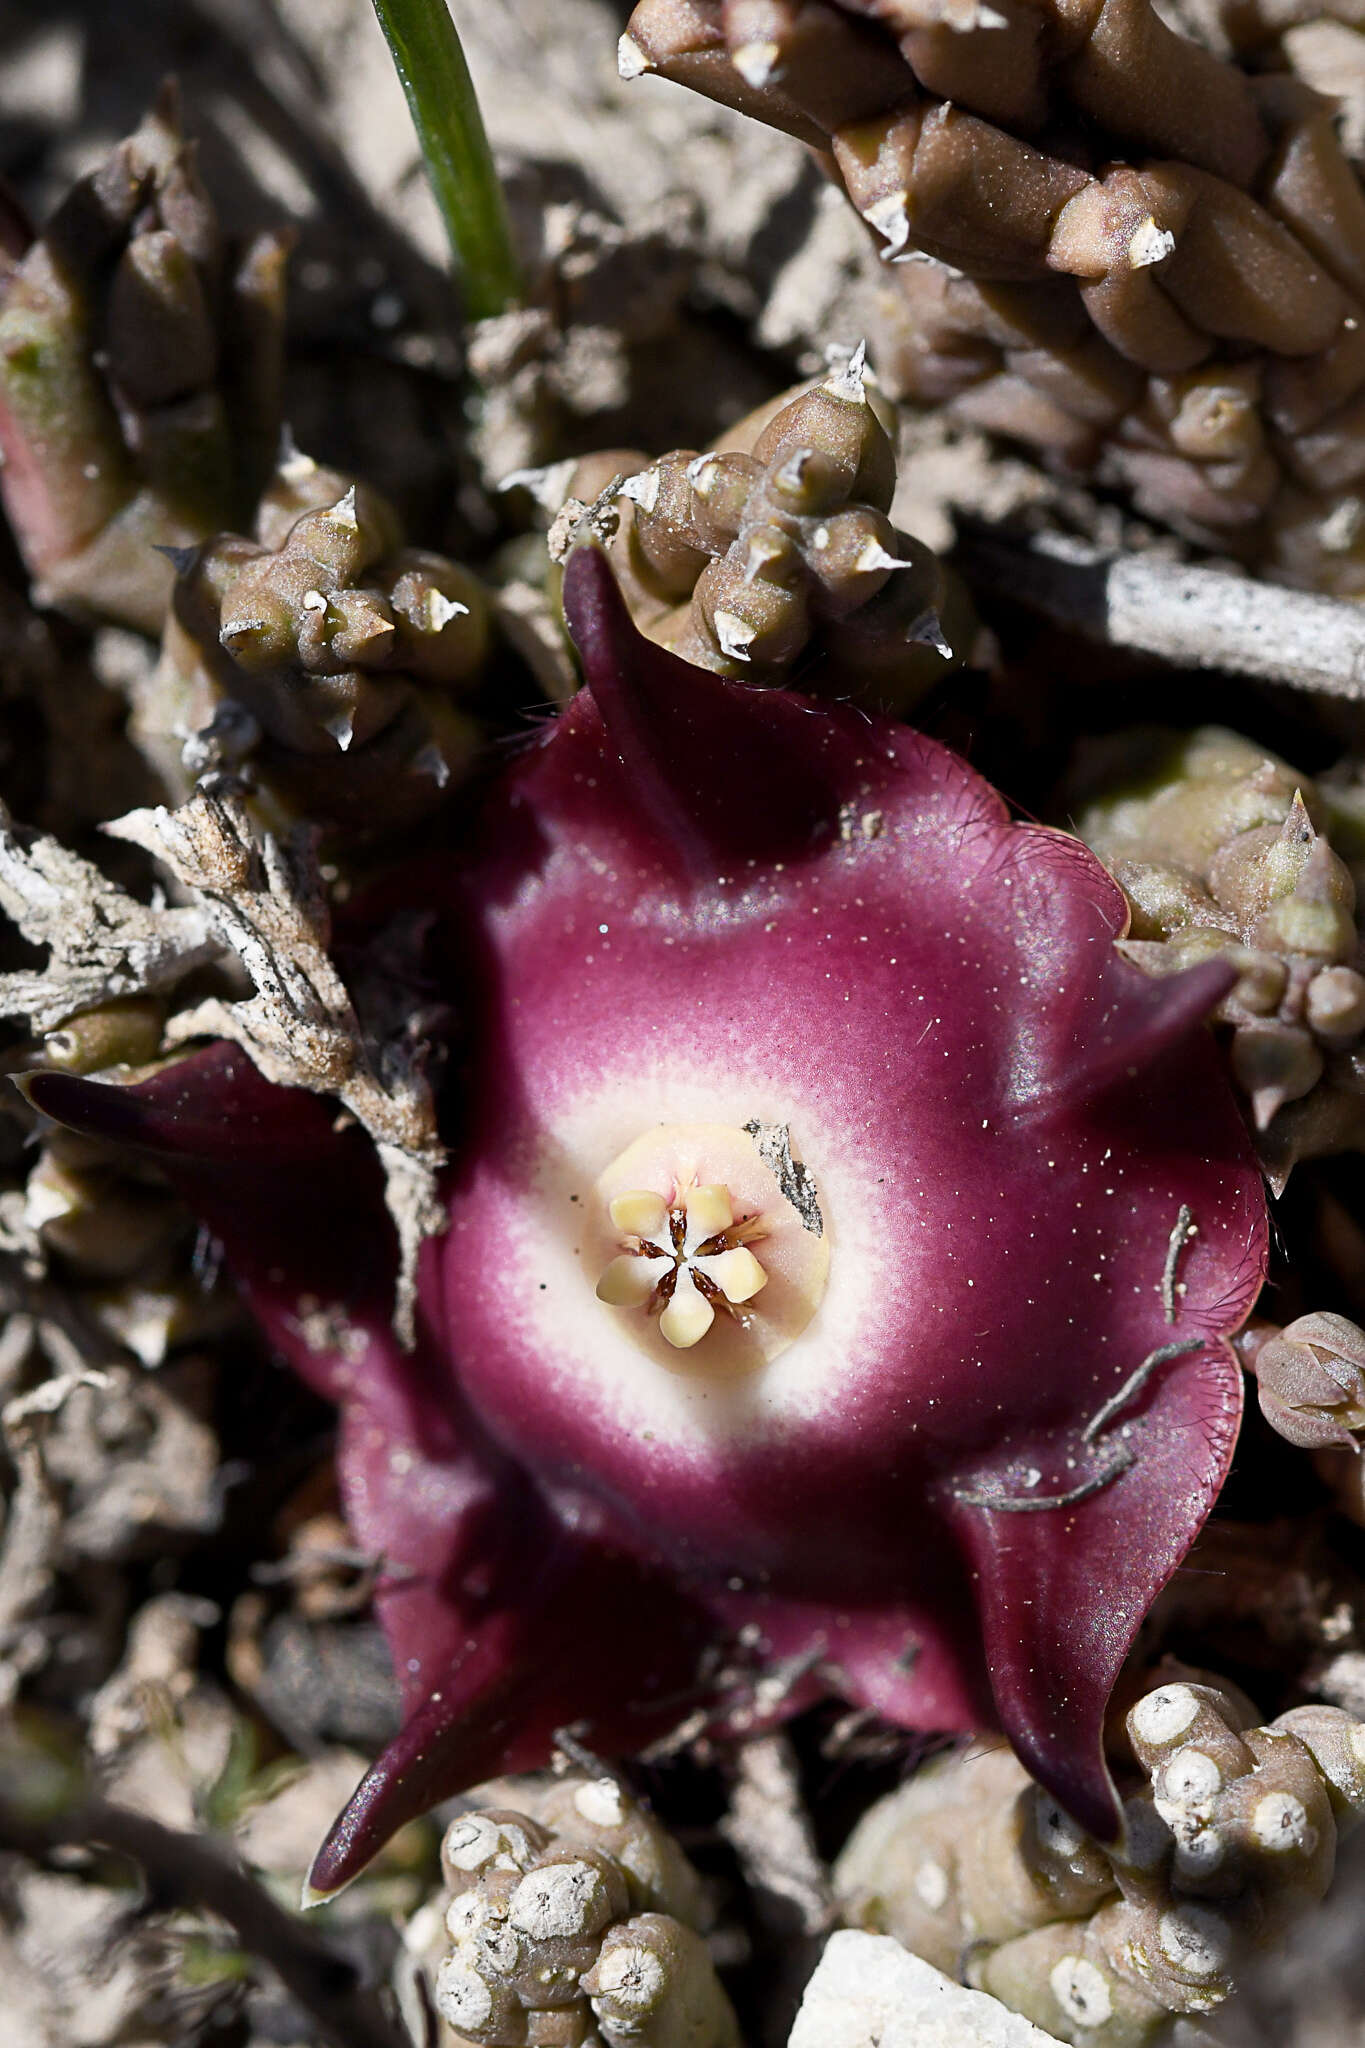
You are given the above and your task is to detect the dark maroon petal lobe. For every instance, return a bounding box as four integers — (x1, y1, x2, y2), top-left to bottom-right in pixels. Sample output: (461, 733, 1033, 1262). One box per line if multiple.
(26, 1054, 718, 1897)
(943, 1333, 1247, 1839)
(437, 547, 1265, 1842)
(707, 1587, 993, 1738)
(307, 1537, 717, 1897)
(559, 538, 885, 878)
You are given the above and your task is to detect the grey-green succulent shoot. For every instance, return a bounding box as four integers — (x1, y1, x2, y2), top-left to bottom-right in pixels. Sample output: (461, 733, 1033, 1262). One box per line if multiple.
(146, 448, 490, 838)
(0, 86, 286, 635)
(1076, 727, 1365, 1188)
(836, 1677, 1365, 2046)
(429, 1772, 739, 2048)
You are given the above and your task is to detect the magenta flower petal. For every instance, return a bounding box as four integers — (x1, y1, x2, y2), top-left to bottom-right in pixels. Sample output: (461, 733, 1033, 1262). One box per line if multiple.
(433, 548, 1262, 1823)
(29, 546, 1267, 1889)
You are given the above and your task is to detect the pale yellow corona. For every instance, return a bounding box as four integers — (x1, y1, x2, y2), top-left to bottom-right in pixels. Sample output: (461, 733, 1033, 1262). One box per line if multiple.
(595, 1180, 769, 1349)
(589, 1123, 831, 1374)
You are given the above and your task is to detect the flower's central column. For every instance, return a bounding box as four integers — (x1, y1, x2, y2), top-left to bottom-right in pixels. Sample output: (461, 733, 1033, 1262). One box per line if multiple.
(588, 1122, 830, 1375)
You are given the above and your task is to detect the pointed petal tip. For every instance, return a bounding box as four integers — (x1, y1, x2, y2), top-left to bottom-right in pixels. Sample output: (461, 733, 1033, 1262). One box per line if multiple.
(1056, 953, 1237, 1113)
(153, 542, 200, 577)
(22, 1066, 131, 1140)
(559, 536, 615, 640)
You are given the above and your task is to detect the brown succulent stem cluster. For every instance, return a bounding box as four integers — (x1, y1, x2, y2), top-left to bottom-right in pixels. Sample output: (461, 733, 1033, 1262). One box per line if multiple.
(551, 353, 956, 708)
(0, 85, 287, 635)
(429, 1771, 739, 2048)
(149, 448, 490, 839)
(1076, 726, 1365, 1188)
(623, 0, 1365, 591)
(836, 1676, 1365, 2046)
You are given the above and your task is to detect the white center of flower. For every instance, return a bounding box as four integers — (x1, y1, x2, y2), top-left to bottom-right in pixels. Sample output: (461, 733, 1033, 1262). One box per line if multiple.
(595, 1181, 769, 1349)
(587, 1122, 831, 1377)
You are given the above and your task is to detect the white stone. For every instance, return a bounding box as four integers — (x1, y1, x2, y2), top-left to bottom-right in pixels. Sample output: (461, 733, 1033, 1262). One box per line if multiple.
(788, 1932, 1064, 2048)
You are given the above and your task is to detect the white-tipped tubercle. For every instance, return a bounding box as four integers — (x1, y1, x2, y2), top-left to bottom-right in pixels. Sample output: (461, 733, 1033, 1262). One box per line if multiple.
(713, 610, 758, 661)
(1132, 1684, 1201, 1745)
(574, 1778, 627, 1828)
(907, 608, 952, 659)
(618, 31, 651, 78)
(1050, 1957, 1113, 2029)
(322, 711, 355, 753)
(855, 537, 917, 574)
(425, 588, 469, 631)
(277, 429, 316, 487)
(1129, 217, 1176, 269)
(744, 533, 787, 583)
(408, 742, 450, 786)
(825, 338, 869, 402)
(509, 1860, 608, 1939)
(591, 1942, 669, 2012)
(687, 452, 722, 495)
(619, 466, 662, 514)
(865, 194, 912, 259)
(328, 485, 360, 531)
(732, 39, 780, 87)
(435, 1961, 495, 2031)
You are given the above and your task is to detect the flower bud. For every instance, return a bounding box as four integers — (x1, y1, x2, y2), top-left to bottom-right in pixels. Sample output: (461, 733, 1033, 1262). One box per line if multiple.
(1244, 1310, 1365, 1448)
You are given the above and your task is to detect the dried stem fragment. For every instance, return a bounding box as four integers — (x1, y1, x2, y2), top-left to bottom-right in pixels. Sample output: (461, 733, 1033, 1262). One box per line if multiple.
(105, 792, 445, 1342)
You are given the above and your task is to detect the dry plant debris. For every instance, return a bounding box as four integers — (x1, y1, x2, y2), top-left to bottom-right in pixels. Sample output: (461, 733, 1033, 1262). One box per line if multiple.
(106, 790, 446, 1343)
(0, 803, 217, 1035)
(0, 783, 445, 1341)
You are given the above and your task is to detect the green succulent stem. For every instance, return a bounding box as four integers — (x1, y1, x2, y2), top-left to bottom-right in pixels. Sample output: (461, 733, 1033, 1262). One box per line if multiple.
(371, 0, 521, 321)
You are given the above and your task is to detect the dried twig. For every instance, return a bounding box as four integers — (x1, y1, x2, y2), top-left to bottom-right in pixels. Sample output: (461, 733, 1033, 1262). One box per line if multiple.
(0, 1795, 414, 2048)
(0, 803, 217, 1032)
(0, 1370, 104, 1700)
(720, 1734, 833, 1940)
(954, 526, 1365, 699)
(106, 792, 445, 1342)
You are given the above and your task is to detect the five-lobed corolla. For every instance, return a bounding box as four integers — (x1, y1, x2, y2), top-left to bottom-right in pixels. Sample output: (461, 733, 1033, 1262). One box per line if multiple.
(31, 545, 1267, 1897)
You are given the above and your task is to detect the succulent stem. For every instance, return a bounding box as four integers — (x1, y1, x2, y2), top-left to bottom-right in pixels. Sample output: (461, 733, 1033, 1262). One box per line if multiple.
(370, 0, 521, 320)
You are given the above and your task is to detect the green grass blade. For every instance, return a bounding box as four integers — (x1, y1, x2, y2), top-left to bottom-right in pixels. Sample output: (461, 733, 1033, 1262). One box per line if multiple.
(371, 0, 521, 321)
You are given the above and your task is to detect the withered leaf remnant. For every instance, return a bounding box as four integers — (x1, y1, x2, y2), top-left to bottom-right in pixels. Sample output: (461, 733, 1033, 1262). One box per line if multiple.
(0, 790, 442, 1342)
(105, 793, 445, 1344)
(0, 801, 217, 1034)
